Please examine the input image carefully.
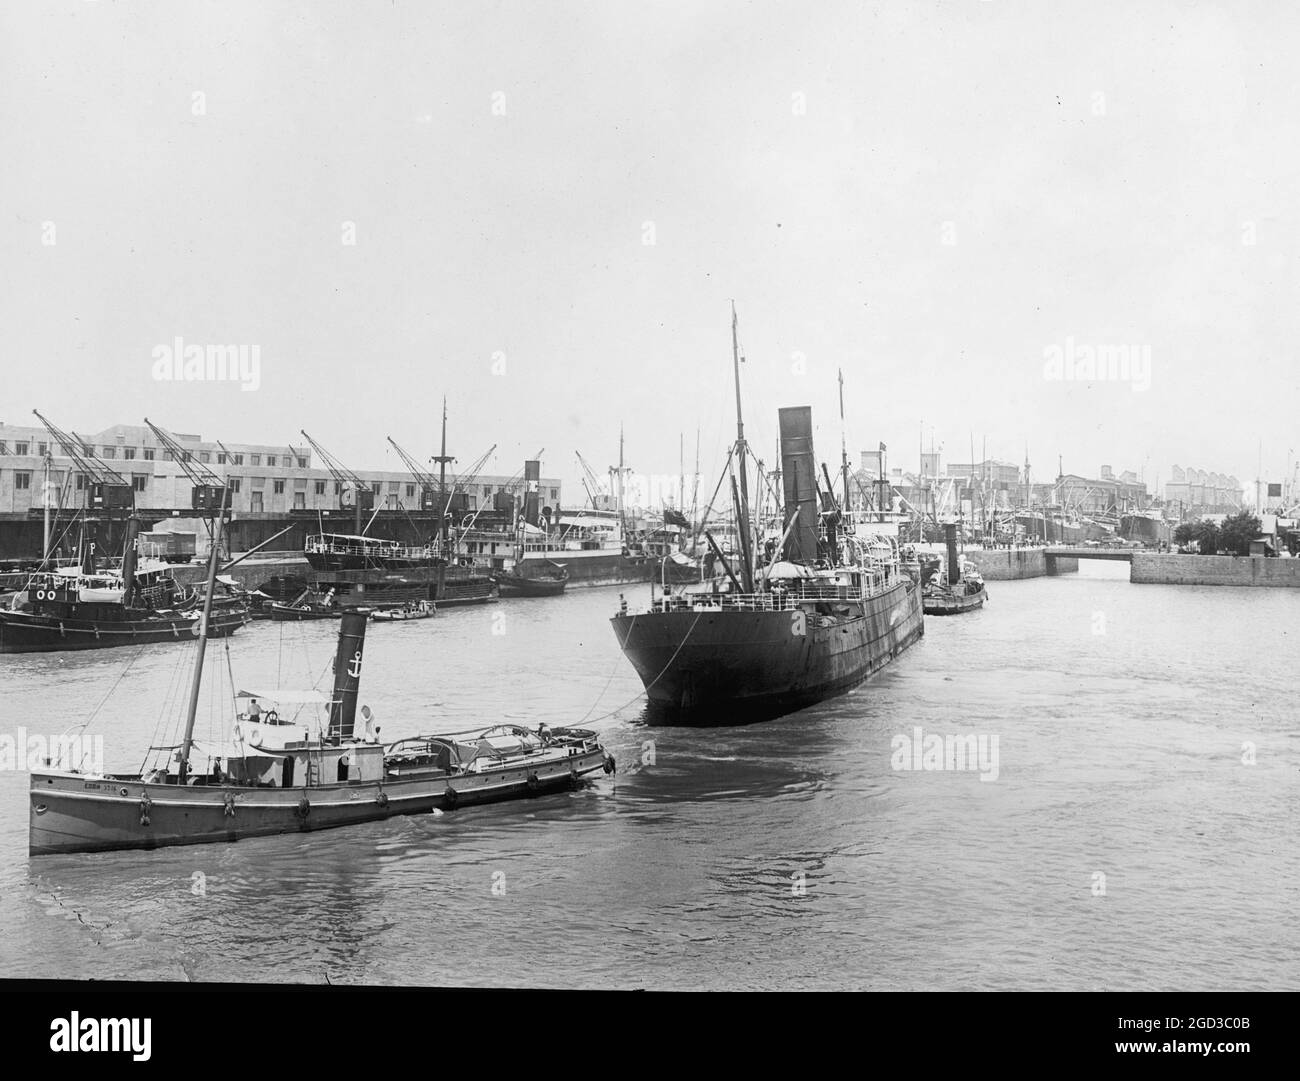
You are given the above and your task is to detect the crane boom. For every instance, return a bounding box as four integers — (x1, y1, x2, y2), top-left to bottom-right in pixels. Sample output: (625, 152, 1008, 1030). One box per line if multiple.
(143, 418, 229, 514)
(300, 430, 374, 528)
(451, 444, 498, 493)
(32, 410, 133, 512)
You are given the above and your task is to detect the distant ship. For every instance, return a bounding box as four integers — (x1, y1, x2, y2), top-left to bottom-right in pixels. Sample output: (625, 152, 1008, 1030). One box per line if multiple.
(494, 559, 569, 597)
(0, 522, 247, 654)
(1120, 510, 1170, 548)
(302, 532, 497, 608)
(610, 309, 924, 720)
(509, 508, 654, 587)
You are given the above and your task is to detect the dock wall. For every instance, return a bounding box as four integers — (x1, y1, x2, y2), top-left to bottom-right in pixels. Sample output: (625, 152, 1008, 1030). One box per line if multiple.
(1131, 553, 1300, 587)
(961, 548, 1078, 580)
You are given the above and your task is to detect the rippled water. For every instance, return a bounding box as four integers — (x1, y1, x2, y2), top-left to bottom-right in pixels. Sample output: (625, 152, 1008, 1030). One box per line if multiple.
(1, 564, 1296, 989)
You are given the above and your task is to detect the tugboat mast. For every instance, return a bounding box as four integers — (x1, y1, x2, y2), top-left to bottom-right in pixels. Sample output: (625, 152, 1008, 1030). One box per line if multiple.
(177, 484, 229, 782)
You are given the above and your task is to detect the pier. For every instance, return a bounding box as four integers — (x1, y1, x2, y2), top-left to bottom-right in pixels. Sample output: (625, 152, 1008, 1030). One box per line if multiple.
(959, 547, 1078, 581)
(1043, 546, 1300, 586)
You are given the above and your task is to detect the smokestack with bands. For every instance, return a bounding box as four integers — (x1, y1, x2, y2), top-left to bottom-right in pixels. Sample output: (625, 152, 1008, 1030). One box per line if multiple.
(779, 407, 818, 564)
(328, 610, 369, 740)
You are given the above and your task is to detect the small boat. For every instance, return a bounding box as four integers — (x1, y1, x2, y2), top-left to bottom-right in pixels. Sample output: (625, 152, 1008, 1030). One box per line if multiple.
(922, 525, 987, 616)
(247, 575, 313, 619)
(269, 603, 342, 622)
(28, 505, 615, 856)
(370, 601, 436, 621)
(494, 560, 569, 597)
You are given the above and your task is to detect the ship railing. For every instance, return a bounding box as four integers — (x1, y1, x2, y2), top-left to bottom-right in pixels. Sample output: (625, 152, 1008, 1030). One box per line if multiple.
(305, 536, 435, 560)
(650, 570, 899, 613)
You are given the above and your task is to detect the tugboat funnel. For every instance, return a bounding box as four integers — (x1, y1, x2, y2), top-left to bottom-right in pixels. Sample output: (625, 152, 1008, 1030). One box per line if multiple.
(328, 609, 369, 740)
(945, 522, 960, 585)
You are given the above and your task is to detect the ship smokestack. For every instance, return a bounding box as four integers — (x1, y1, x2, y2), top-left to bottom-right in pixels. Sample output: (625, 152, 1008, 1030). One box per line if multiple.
(779, 407, 818, 564)
(328, 610, 369, 740)
(945, 522, 960, 585)
(523, 460, 540, 527)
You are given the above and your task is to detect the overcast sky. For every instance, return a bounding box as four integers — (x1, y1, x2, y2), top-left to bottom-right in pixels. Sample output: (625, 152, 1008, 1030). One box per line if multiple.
(3, 1, 1297, 499)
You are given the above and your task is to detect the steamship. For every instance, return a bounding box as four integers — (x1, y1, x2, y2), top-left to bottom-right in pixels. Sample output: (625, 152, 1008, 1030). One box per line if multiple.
(300, 532, 497, 609)
(499, 459, 655, 588)
(609, 311, 924, 720)
(28, 507, 613, 855)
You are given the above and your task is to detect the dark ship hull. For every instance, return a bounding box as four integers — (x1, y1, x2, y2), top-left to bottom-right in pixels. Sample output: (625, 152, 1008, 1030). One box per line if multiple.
(1120, 513, 1170, 547)
(303, 566, 498, 609)
(269, 603, 341, 621)
(514, 551, 652, 587)
(438, 565, 499, 605)
(0, 604, 249, 653)
(922, 585, 987, 615)
(494, 561, 568, 597)
(610, 578, 924, 719)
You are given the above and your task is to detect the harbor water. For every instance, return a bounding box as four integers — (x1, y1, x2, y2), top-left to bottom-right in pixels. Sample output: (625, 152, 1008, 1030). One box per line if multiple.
(0, 562, 1295, 989)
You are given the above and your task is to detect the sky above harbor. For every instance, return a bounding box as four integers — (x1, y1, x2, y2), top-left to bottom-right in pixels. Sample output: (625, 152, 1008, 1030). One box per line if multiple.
(2, 1, 1297, 501)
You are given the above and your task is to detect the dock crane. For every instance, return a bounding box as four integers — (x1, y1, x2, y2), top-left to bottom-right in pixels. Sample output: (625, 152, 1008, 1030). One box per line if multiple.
(450, 444, 499, 506)
(386, 437, 444, 511)
(32, 410, 135, 578)
(300, 430, 375, 534)
(143, 418, 228, 515)
(574, 450, 606, 510)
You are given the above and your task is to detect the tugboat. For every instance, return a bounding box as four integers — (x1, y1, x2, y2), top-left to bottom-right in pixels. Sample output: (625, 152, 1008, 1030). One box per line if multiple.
(921, 524, 987, 615)
(28, 506, 614, 856)
(609, 309, 924, 721)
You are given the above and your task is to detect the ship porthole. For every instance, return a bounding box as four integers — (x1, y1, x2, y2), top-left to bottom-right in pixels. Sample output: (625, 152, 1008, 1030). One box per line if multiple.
(119, 787, 129, 797)
(34, 804, 47, 815)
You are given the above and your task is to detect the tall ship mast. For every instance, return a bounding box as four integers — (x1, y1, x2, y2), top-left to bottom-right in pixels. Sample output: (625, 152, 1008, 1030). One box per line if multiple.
(609, 309, 925, 720)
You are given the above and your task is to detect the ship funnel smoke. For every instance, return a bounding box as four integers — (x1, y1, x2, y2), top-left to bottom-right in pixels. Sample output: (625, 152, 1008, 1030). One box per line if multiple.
(328, 610, 369, 739)
(779, 407, 818, 564)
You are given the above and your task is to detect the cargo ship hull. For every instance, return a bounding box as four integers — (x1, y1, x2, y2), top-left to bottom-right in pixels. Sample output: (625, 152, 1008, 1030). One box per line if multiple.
(515, 550, 652, 588)
(305, 565, 498, 608)
(610, 579, 923, 719)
